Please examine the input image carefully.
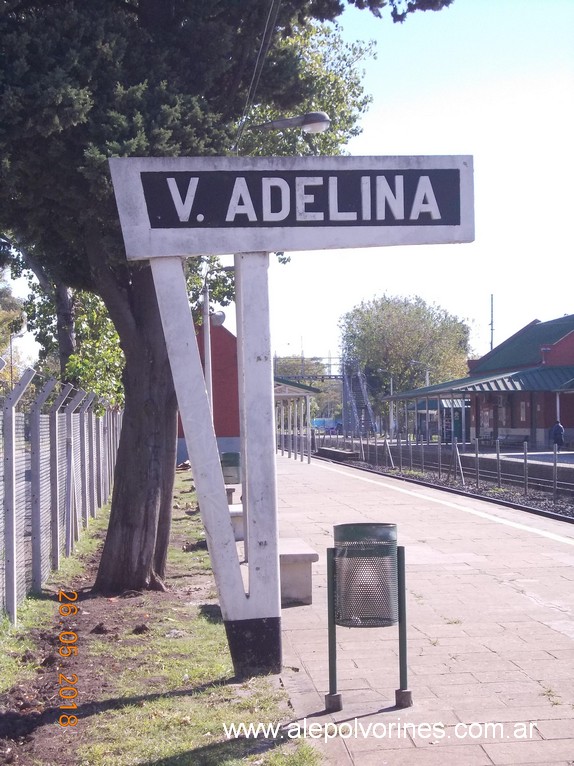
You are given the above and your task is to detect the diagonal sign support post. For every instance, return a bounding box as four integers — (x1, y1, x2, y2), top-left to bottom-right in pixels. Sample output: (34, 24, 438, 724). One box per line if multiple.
(109, 154, 474, 676)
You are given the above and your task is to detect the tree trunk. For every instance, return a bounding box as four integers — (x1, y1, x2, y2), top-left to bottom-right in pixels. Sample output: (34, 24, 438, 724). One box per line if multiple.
(91, 255, 177, 594)
(54, 282, 76, 379)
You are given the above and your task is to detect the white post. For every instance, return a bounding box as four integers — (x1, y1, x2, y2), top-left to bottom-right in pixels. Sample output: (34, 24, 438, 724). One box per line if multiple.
(234, 251, 281, 667)
(235, 269, 249, 561)
(151, 256, 280, 674)
(150, 257, 244, 597)
(203, 278, 213, 413)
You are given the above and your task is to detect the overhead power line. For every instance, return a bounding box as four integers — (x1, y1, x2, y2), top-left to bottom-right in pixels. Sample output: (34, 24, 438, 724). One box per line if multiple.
(234, 0, 282, 152)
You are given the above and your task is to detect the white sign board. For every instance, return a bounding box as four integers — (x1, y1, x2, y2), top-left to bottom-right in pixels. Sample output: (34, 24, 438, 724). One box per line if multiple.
(109, 155, 474, 259)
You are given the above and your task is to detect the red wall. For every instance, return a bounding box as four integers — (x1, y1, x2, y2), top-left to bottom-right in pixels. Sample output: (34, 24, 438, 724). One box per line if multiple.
(544, 332, 574, 366)
(178, 324, 240, 439)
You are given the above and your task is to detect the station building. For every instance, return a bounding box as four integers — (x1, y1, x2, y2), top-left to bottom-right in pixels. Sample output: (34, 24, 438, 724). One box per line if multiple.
(386, 314, 574, 450)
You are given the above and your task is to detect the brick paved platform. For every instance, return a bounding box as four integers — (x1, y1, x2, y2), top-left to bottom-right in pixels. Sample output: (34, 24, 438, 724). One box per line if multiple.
(276, 455, 574, 765)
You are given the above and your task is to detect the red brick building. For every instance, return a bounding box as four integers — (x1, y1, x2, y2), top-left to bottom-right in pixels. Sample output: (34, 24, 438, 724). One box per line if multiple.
(387, 314, 574, 450)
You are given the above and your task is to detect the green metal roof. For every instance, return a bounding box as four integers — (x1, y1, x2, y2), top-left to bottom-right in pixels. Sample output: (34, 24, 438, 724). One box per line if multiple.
(274, 376, 320, 394)
(471, 315, 574, 373)
(385, 365, 574, 400)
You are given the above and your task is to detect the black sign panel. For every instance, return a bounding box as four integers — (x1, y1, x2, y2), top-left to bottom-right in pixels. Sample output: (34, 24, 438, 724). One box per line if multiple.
(141, 169, 461, 229)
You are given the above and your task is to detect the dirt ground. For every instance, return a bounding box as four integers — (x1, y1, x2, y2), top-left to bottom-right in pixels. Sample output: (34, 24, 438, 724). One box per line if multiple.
(0, 476, 215, 766)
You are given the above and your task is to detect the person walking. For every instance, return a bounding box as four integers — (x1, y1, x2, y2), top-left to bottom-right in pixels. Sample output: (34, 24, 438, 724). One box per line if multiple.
(551, 419, 565, 452)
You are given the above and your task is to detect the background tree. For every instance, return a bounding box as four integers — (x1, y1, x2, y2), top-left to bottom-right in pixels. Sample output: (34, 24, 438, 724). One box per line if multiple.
(274, 354, 343, 420)
(0, 0, 453, 593)
(237, 23, 375, 156)
(0, 268, 22, 350)
(0, 268, 24, 390)
(339, 293, 471, 415)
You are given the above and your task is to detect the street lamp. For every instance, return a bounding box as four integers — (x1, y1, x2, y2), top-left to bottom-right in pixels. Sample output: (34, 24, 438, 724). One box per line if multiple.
(250, 111, 331, 134)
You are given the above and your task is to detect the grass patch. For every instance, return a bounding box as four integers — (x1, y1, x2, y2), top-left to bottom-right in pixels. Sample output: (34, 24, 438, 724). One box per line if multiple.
(0, 507, 111, 694)
(0, 472, 321, 765)
(0, 595, 55, 693)
(0, 468, 321, 766)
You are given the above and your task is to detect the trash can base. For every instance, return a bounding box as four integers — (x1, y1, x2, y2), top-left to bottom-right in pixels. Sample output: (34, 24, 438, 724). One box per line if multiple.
(325, 692, 343, 712)
(395, 688, 413, 708)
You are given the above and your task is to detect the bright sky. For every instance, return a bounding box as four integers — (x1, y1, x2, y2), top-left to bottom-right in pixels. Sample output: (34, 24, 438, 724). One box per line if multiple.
(261, 0, 574, 361)
(10, 0, 574, 367)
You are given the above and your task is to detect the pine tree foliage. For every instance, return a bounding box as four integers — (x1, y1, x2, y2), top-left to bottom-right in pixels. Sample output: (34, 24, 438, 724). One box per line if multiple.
(0, 0, 453, 591)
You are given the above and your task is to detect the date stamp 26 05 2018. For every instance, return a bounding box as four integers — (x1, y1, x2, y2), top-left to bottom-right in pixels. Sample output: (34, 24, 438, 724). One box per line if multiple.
(57, 590, 79, 727)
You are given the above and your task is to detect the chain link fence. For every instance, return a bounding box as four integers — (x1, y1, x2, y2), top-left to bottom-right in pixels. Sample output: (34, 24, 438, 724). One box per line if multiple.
(1, 366, 122, 623)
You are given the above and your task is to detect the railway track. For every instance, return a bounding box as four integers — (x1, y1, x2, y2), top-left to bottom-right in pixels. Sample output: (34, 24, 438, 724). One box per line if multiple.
(312, 452, 574, 525)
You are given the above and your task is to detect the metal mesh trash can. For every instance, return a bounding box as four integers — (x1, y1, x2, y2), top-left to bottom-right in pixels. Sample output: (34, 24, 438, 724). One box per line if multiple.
(333, 523, 398, 628)
(221, 452, 241, 484)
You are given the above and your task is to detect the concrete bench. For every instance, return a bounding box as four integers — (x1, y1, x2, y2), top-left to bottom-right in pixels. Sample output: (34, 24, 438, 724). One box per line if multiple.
(279, 538, 319, 606)
(317, 447, 360, 462)
(229, 503, 244, 541)
(233, 518, 319, 604)
(498, 435, 529, 449)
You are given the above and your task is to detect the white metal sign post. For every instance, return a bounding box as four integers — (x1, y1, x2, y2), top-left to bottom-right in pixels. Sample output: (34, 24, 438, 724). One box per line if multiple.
(109, 155, 474, 676)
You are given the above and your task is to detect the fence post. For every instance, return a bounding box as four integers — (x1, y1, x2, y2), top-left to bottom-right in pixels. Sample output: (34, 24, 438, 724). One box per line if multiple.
(437, 438, 442, 480)
(30, 378, 58, 594)
(287, 400, 292, 459)
(64, 390, 87, 556)
(3, 368, 36, 625)
(523, 440, 529, 496)
(553, 444, 558, 501)
(94, 401, 103, 509)
(100, 401, 111, 505)
(87, 400, 98, 518)
(79, 392, 96, 528)
(475, 437, 480, 488)
(454, 438, 465, 487)
(306, 397, 312, 464)
(49, 383, 73, 571)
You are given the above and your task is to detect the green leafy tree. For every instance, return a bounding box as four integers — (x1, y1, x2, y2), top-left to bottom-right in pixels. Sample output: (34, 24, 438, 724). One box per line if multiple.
(238, 24, 375, 156)
(0, 268, 22, 350)
(9, 259, 75, 379)
(339, 293, 471, 412)
(63, 292, 125, 404)
(274, 354, 343, 420)
(0, 268, 24, 389)
(0, 0, 453, 593)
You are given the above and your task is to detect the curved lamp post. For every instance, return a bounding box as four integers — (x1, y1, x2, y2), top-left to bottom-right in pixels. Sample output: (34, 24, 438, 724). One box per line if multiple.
(249, 111, 331, 134)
